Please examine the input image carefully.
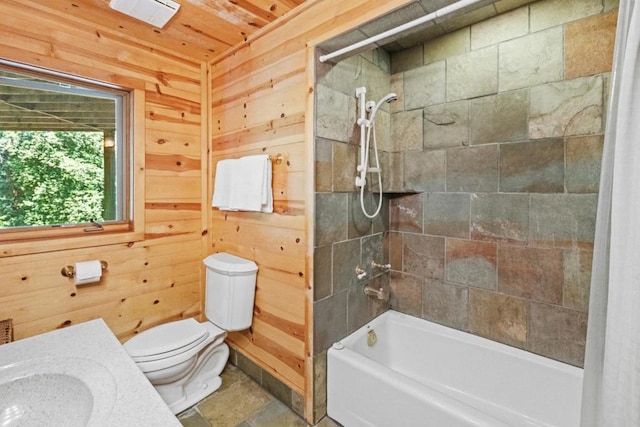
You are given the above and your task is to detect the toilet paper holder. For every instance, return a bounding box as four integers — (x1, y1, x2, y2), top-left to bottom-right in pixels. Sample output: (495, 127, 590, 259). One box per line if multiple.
(61, 261, 109, 278)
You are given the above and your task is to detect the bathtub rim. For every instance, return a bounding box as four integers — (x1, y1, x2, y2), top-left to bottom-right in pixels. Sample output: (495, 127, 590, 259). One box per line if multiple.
(333, 309, 584, 376)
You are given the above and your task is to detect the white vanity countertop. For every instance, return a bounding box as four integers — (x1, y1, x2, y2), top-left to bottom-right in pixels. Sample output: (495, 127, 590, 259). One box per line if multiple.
(0, 319, 181, 426)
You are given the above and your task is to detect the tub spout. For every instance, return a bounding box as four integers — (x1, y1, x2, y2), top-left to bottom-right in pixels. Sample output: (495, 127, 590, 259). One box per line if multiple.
(363, 285, 388, 301)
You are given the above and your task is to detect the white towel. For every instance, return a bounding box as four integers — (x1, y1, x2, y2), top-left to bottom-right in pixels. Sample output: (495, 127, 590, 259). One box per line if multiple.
(212, 159, 235, 210)
(230, 154, 273, 213)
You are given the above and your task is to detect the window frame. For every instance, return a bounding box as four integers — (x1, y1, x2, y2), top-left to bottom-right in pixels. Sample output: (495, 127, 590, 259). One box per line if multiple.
(0, 60, 145, 257)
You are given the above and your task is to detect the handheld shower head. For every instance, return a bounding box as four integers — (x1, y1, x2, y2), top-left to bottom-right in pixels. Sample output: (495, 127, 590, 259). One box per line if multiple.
(367, 92, 398, 124)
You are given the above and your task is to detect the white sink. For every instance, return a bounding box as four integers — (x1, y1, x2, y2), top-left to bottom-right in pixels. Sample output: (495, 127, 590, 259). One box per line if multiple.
(0, 319, 180, 426)
(0, 357, 116, 426)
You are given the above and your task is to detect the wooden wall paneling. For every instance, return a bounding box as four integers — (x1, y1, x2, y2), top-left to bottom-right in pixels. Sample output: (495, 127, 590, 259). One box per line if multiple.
(209, 0, 415, 421)
(1, 1, 206, 344)
(201, 62, 212, 321)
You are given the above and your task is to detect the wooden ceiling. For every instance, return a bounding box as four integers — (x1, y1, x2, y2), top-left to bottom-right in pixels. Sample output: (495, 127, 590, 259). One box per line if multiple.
(13, 0, 309, 62)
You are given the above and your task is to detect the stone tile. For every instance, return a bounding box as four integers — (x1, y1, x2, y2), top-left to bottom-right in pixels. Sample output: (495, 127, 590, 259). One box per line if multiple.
(388, 231, 403, 271)
(424, 101, 469, 149)
(316, 416, 341, 427)
(332, 142, 357, 192)
(439, 4, 498, 33)
(499, 27, 563, 92)
(403, 233, 445, 279)
(347, 192, 373, 239)
(603, 72, 612, 129)
(566, 135, 604, 194)
(469, 90, 528, 145)
(360, 2, 427, 38)
(316, 84, 354, 143)
(529, 76, 603, 138)
(389, 271, 423, 317)
(500, 138, 565, 193)
(332, 238, 362, 292)
(471, 7, 528, 50)
(178, 408, 210, 427)
(404, 149, 446, 192)
(422, 278, 469, 330)
(390, 73, 404, 114)
(219, 364, 245, 392)
(393, 22, 445, 51)
(605, 0, 619, 11)
(424, 28, 470, 65)
(228, 346, 237, 367)
(372, 196, 389, 235)
(361, 74, 392, 120)
(528, 302, 587, 367)
(372, 48, 391, 74)
(389, 193, 423, 233)
(316, 54, 362, 96)
(446, 145, 499, 192)
(563, 250, 592, 312)
(380, 152, 404, 193)
(362, 233, 385, 278)
(262, 371, 294, 410)
(313, 245, 332, 301)
(471, 193, 529, 243)
(494, 0, 536, 13)
(313, 353, 327, 423)
(392, 110, 423, 152)
(404, 61, 446, 109)
(498, 245, 564, 304)
(315, 138, 332, 192)
(198, 376, 272, 427)
(355, 191, 384, 227)
(529, 194, 598, 249)
(565, 11, 617, 79)
(469, 289, 528, 348)
(315, 192, 347, 246)
(348, 276, 389, 333)
(291, 390, 304, 419)
(391, 45, 424, 74)
(370, 108, 391, 152)
(446, 45, 498, 102)
(313, 290, 348, 354)
(424, 193, 470, 238)
(237, 351, 263, 385)
(446, 239, 497, 289)
(530, 0, 602, 32)
(245, 400, 307, 427)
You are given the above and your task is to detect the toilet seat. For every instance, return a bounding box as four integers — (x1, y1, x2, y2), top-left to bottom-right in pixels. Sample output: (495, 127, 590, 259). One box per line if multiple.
(124, 319, 226, 372)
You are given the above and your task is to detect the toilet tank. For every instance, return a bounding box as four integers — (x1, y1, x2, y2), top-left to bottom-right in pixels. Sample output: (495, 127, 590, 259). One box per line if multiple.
(203, 253, 258, 331)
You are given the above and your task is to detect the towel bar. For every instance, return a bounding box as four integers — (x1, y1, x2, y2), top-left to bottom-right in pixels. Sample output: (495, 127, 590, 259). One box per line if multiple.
(268, 154, 283, 165)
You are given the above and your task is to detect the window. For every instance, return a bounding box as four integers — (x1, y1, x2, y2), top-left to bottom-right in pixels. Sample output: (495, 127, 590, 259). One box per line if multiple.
(0, 60, 141, 248)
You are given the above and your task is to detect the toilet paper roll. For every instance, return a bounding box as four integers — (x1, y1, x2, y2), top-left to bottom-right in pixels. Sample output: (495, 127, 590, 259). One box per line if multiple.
(74, 260, 102, 286)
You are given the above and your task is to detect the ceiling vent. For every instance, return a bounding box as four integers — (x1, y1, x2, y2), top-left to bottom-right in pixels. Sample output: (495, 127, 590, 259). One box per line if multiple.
(109, 0, 180, 28)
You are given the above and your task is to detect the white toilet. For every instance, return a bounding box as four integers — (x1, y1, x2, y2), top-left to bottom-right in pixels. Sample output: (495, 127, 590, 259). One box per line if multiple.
(124, 252, 258, 414)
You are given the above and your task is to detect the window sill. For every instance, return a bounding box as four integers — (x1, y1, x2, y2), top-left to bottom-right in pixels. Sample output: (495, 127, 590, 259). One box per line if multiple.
(0, 230, 145, 258)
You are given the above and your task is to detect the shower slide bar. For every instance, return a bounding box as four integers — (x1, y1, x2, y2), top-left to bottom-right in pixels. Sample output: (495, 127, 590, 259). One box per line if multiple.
(318, 0, 483, 63)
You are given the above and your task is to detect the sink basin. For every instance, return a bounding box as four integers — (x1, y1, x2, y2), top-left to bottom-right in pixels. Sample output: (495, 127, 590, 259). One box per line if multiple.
(0, 356, 116, 426)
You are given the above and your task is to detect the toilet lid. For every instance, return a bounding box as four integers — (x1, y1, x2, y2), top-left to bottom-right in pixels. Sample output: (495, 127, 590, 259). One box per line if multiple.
(124, 318, 208, 358)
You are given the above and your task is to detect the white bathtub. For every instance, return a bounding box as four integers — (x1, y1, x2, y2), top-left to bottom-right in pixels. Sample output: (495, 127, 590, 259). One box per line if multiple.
(327, 310, 583, 427)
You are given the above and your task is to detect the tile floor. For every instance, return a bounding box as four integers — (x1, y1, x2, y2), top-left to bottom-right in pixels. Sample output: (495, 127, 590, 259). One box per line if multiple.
(177, 365, 339, 427)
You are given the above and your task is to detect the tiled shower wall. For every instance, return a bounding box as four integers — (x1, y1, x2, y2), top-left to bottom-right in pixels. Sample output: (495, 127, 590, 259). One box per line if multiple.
(312, 0, 617, 422)
(313, 49, 392, 421)
(386, 0, 617, 368)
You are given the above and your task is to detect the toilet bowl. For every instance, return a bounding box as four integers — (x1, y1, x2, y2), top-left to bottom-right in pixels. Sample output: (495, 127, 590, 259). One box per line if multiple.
(124, 253, 258, 414)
